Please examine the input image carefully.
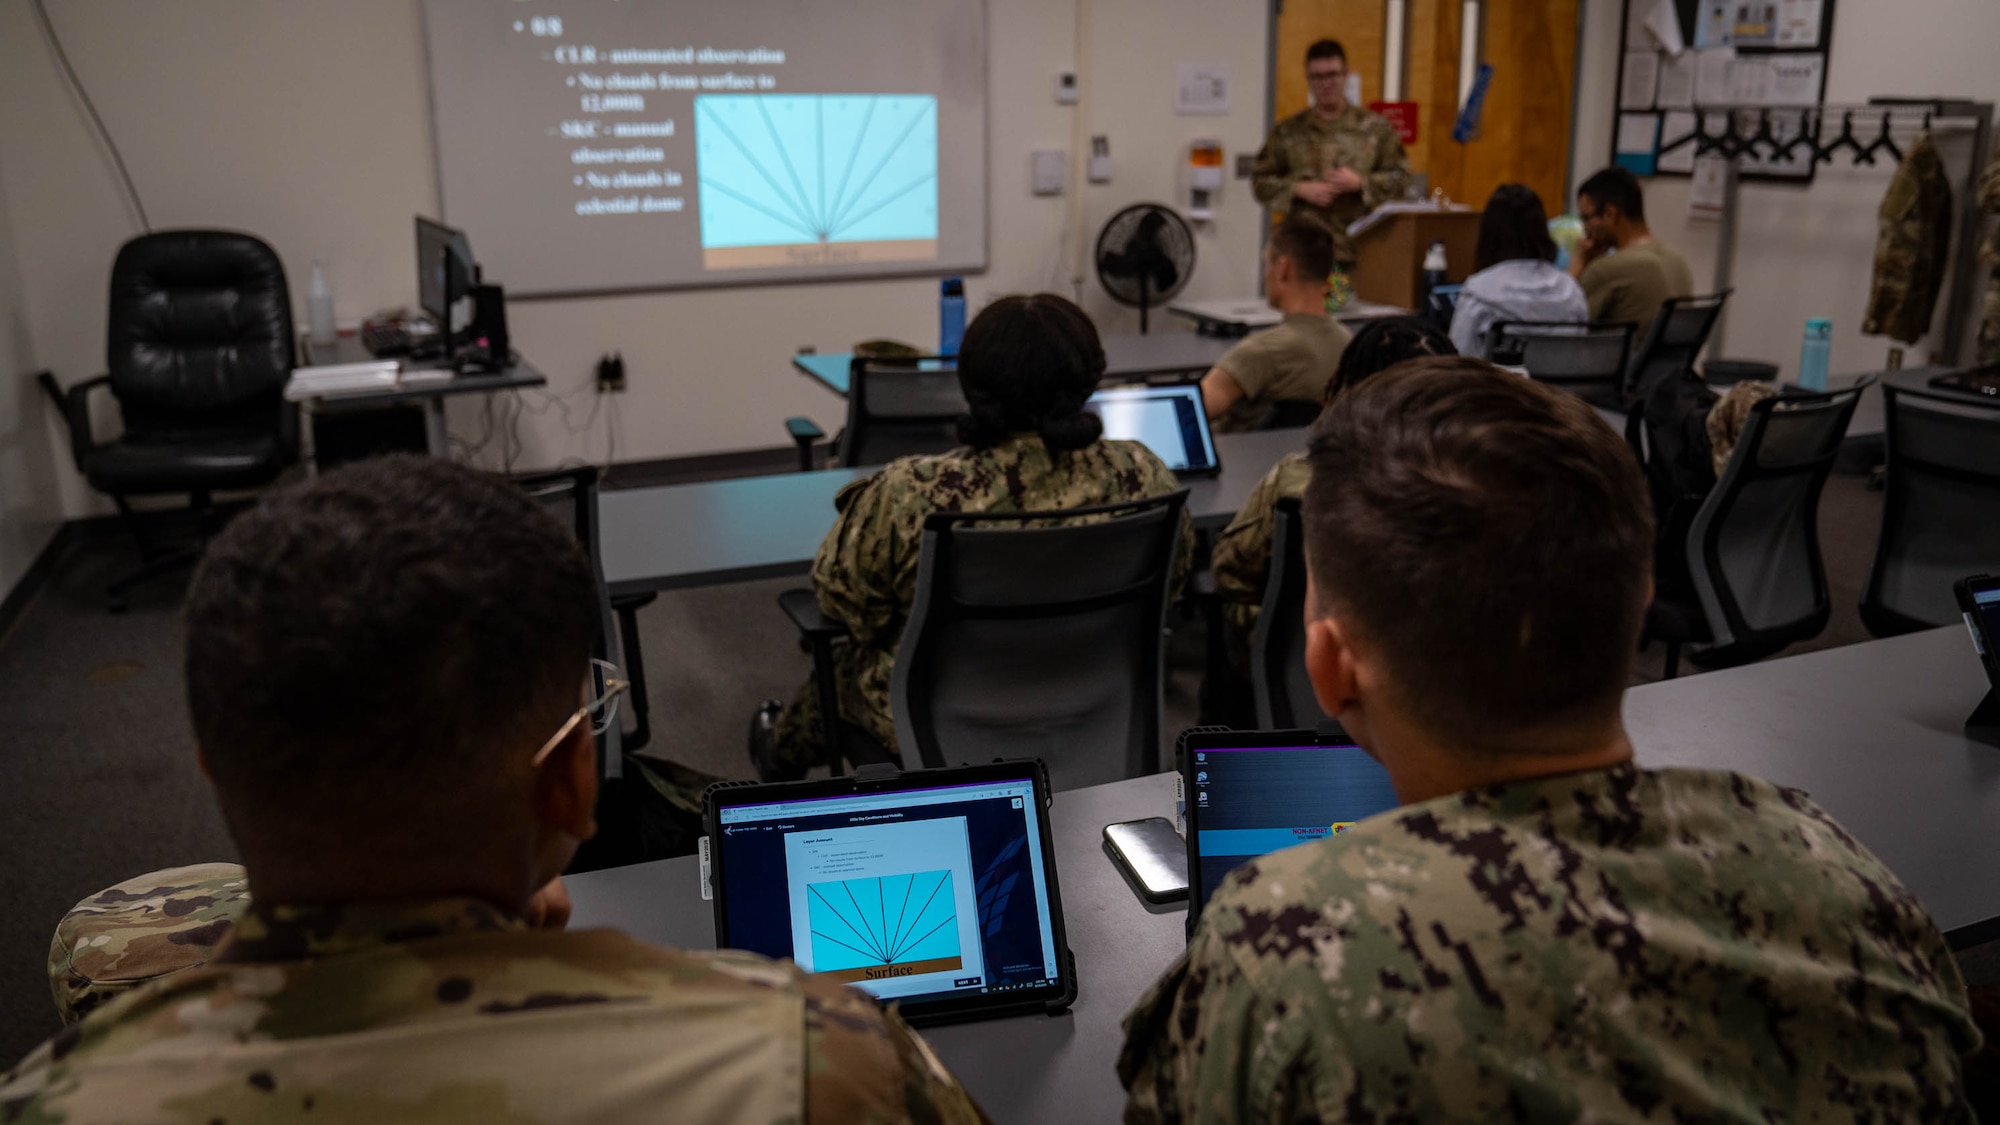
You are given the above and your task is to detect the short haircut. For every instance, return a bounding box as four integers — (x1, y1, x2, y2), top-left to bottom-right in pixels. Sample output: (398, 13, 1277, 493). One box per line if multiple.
(1268, 216, 1336, 284)
(1474, 183, 1559, 271)
(1306, 39, 1347, 66)
(1303, 359, 1654, 745)
(1326, 315, 1456, 404)
(185, 455, 600, 853)
(1578, 166, 1646, 223)
(956, 293, 1105, 453)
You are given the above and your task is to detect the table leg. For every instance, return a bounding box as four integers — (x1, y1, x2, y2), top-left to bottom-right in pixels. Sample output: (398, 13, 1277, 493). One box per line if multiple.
(423, 398, 449, 456)
(301, 403, 319, 477)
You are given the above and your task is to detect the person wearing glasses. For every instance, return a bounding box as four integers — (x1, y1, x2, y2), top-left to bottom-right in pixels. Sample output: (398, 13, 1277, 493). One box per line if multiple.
(1251, 38, 1411, 265)
(5, 456, 986, 1124)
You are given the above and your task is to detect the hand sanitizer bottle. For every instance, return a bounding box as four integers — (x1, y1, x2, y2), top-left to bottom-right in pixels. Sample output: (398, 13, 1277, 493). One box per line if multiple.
(307, 259, 337, 346)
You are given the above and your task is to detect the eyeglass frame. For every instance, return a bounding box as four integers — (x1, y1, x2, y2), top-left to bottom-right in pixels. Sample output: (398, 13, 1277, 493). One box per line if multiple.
(532, 658, 630, 767)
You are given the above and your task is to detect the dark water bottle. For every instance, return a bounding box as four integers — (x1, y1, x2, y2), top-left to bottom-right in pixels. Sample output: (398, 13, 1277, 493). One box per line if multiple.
(939, 277, 967, 357)
(1419, 241, 1449, 325)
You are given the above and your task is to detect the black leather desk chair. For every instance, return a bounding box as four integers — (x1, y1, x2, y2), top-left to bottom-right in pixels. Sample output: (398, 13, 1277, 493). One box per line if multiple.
(39, 231, 295, 610)
(1646, 380, 1871, 677)
(1861, 384, 2000, 635)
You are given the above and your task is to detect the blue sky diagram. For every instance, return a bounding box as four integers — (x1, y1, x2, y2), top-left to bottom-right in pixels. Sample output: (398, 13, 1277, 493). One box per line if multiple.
(695, 95, 939, 250)
(806, 869, 960, 973)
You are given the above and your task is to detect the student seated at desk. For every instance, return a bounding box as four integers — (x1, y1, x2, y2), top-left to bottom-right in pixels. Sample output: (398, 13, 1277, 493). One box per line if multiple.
(1121, 360, 1979, 1122)
(751, 293, 1192, 779)
(1449, 183, 1588, 359)
(5, 457, 985, 1125)
(1570, 165, 1695, 343)
(1207, 315, 1452, 722)
(1199, 217, 1352, 432)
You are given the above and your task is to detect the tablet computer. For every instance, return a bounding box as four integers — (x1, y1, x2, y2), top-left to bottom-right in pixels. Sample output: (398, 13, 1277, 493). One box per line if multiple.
(1084, 383, 1222, 478)
(706, 760, 1076, 1026)
(1955, 574, 2000, 689)
(1181, 726, 1400, 932)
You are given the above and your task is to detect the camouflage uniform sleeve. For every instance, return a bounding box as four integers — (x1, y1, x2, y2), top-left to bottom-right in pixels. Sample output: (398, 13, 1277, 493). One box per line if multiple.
(1209, 461, 1288, 609)
(1360, 116, 1412, 211)
(1979, 152, 2000, 214)
(48, 863, 249, 1024)
(1119, 916, 1324, 1124)
(1251, 118, 1306, 210)
(812, 470, 912, 651)
(800, 977, 990, 1124)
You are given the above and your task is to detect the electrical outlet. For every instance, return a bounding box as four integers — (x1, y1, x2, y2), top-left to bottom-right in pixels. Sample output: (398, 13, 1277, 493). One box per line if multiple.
(596, 352, 626, 392)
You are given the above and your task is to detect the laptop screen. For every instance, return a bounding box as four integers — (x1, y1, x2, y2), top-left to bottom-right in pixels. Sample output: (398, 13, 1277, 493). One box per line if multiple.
(712, 767, 1065, 1009)
(1186, 732, 1400, 916)
(1084, 384, 1219, 475)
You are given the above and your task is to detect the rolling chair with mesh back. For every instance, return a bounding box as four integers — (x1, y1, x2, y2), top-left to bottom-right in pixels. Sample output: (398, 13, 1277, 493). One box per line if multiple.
(1622, 291, 1732, 405)
(1644, 379, 1872, 677)
(1251, 497, 1331, 729)
(38, 231, 296, 610)
(1488, 321, 1637, 405)
(890, 491, 1188, 792)
(1860, 384, 2000, 636)
(785, 355, 967, 471)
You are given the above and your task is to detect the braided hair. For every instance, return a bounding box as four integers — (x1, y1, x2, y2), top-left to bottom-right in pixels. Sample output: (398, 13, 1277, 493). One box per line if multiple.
(1323, 315, 1457, 405)
(955, 293, 1106, 453)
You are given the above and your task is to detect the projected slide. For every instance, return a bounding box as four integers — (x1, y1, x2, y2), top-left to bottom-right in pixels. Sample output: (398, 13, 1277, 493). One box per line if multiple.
(784, 818, 984, 994)
(696, 95, 938, 270)
(422, 0, 985, 295)
(806, 870, 961, 977)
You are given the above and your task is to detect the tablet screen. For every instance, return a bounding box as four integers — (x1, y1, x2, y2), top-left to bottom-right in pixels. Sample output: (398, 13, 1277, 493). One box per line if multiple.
(713, 771, 1063, 1006)
(1187, 736, 1399, 913)
(1085, 384, 1219, 474)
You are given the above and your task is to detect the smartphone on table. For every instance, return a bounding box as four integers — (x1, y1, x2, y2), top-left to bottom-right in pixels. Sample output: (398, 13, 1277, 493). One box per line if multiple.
(1104, 816, 1189, 904)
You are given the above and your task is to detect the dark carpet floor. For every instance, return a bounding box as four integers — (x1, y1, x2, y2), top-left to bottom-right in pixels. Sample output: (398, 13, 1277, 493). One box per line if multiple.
(0, 468, 1891, 1060)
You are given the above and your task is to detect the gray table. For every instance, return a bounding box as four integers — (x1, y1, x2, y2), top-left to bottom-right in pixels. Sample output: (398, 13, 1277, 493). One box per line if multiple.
(599, 427, 1303, 597)
(793, 332, 1237, 397)
(295, 334, 547, 472)
(568, 625, 2000, 1123)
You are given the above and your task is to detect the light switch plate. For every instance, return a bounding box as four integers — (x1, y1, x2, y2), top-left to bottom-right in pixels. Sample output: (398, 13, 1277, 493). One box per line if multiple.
(1032, 150, 1067, 195)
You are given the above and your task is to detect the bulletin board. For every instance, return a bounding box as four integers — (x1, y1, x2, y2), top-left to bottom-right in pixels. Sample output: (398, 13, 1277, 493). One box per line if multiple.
(1610, 0, 1836, 184)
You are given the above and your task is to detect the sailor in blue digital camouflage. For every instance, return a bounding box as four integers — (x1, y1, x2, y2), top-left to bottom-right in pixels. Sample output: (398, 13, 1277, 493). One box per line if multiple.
(1122, 358, 1980, 1122)
(3, 454, 988, 1125)
(757, 294, 1191, 778)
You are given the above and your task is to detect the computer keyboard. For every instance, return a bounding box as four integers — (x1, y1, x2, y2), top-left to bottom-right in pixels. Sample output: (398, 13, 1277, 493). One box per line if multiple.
(361, 321, 414, 357)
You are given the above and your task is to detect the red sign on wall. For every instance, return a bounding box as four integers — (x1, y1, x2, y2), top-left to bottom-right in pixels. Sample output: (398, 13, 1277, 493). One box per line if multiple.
(1368, 101, 1420, 145)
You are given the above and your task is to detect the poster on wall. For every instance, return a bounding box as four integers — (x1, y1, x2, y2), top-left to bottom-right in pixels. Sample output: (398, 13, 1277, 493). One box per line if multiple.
(1731, 2, 1777, 47)
(1775, 0, 1824, 47)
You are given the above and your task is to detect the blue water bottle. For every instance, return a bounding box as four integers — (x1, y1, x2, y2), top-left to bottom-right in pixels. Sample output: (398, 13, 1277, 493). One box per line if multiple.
(939, 277, 966, 357)
(1798, 317, 1832, 392)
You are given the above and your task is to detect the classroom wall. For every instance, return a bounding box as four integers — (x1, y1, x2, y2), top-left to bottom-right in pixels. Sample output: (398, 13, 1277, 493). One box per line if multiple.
(1571, 0, 2000, 379)
(0, 163, 63, 602)
(0, 0, 1272, 519)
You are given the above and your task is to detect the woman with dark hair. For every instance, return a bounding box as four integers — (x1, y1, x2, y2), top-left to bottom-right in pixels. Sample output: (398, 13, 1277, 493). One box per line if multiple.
(1204, 316, 1454, 723)
(1450, 183, 1588, 358)
(751, 293, 1190, 777)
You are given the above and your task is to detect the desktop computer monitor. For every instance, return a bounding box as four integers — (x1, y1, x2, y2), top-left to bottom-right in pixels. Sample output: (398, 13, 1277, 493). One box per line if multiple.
(415, 216, 477, 338)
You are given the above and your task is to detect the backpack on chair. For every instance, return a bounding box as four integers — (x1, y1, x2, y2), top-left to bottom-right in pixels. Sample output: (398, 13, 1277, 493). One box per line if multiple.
(1624, 368, 1719, 598)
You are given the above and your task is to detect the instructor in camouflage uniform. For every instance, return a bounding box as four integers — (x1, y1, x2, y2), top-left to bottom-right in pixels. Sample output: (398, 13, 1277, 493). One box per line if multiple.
(753, 294, 1191, 778)
(1252, 38, 1411, 264)
(1121, 358, 1980, 1121)
(3, 456, 986, 1125)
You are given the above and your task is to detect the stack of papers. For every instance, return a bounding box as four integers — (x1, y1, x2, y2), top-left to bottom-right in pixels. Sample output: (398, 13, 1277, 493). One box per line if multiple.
(285, 361, 400, 401)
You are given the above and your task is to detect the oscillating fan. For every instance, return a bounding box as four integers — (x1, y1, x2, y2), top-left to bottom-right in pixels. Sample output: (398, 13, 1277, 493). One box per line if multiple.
(1095, 204, 1195, 334)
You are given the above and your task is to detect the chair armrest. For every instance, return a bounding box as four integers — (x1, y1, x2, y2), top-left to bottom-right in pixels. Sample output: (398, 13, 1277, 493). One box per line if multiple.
(778, 587, 847, 640)
(41, 372, 110, 471)
(784, 416, 825, 473)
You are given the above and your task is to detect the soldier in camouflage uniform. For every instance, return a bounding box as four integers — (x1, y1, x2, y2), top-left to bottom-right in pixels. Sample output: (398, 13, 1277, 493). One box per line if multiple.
(1252, 39, 1412, 264)
(4, 455, 985, 1124)
(1123, 359, 1980, 1122)
(1980, 149, 2000, 366)
(1207, 317, 1451, 720)
(757, 294, 1192, 777)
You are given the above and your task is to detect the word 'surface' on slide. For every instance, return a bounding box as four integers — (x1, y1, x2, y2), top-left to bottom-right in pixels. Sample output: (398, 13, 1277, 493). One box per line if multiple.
(785, 819, 984, 995)
(697, 94, 939, 270)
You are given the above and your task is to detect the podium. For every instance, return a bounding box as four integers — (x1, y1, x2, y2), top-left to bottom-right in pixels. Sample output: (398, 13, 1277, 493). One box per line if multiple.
(1349, 208, 1482, 309)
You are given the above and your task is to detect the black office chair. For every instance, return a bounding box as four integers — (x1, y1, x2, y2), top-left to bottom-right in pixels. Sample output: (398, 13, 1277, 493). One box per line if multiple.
(785, 355, 966, 470)
(1860, 384, 2000, 635)
(882, 491, 1188, 792)
(39, 231, 296, 610)
(1251, 497, 1330, 729)
(1622, 291, 1732, 406)
(1645, 380, 1871, 677)
(1489, 320, 1637, 405)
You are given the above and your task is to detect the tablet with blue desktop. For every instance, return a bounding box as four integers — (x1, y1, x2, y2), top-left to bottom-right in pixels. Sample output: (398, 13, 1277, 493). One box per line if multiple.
(1181, 727, 1401, 929)
(706, 760, 1075, 1026)
(1085, 384, 1221, 478)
